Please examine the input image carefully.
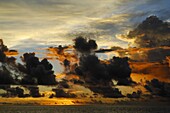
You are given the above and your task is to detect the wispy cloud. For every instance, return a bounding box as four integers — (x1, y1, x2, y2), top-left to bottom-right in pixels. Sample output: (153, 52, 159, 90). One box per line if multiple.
(0, 0, 169, 49)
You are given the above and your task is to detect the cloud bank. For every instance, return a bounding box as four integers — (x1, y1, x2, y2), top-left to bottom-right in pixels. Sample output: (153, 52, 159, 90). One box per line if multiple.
(0, 0, 170, 50)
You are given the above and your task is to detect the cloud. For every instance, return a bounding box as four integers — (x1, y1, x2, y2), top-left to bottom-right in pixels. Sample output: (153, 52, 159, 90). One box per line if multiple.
(0, 39, 58, 85)
(70, 37, 134, 97)
(145, 79, 170, 97)
(52, 88, 76, 98)
(127, 16, 170, 47)
(74, 36, 97, 53)
(21, 53, 57, 85)
(1, 0, 169, 50)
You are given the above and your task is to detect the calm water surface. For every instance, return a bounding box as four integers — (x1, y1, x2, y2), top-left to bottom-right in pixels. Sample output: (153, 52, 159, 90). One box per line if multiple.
(0, 105, 169, 113)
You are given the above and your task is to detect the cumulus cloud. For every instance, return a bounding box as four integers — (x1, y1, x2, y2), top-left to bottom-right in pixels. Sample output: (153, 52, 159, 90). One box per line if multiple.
(0, 70, 14, 84)
(0, 39, 57, 85)
(89, 87, 124, 98)
(126, 16, 170, 47)
(27, 86, 42, 97)
(123, 47, 170, 62)
(21, 53, 57, 85)
(74, 36, 97, 54)
(145, 79, 170, 97)
(127, 90, 142, 98)
(75, 55, 133, 86)
(46, 37, 134, 97)
(0, 86, 42, 98)
(71, 37, 134, 97)
(115, 16, 170, 64)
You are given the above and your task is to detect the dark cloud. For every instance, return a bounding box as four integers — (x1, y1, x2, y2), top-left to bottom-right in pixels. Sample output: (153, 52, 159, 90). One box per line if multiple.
(6, 87, 21, 97)
(0, 39, 8, 52)
(0, 39, 18, 64)
(63, 59, 70, 73)
(0, 39, 57, 85)
(145, 79, 170, 97)
(72, 37, 134, 97)
(75, 55, 133, 86)
(75, 55, 110, 83)
(52, 88, 76, 98)
(74, 36, 97, 54)
(6, 57, 16, 64)
(70, 79, 84, 85)
(0, 70, 14, 84)
(58, 80, 70, 89)
(107, 57, 132, 85)
(0, 85, 43, 98)
(49, 45, 69, 55)
(116, 16, 170, 64)
(45, 37, 133, 98)
(0, 39, 8, 62)
(127, 90, 142, 98)
(89, 86, 124, 98)
(0, 85, 10, 91)
(0, 51, 6, 63)
(21, 53, 57, 85)
(0, 36, 133, 99)
(127, 16, 170, 47)
(27, 86, 41, 97)
(147, 48, 170, 62)
(0, 86, 26, 98)
(21, 76, 37, 85)
(0, 40, 16, 84)
(126, 47, 170, 62)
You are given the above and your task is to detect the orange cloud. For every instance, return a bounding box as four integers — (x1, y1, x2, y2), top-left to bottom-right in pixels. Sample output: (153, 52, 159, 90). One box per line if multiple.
(4, 51, 19, 56)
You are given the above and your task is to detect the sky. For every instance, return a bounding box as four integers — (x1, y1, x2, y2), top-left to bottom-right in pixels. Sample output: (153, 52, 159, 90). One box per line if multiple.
(0, 0, 170, 51)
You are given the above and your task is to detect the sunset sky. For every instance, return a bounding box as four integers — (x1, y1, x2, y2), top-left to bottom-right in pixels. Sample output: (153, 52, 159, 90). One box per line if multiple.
(1, 1, 170, 108)
(0, 0, 170, 51)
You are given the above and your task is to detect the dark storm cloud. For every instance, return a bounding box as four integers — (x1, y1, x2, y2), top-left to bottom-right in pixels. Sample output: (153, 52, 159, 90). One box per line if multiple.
(145, 79, 170, 97)
(50, 37, 133, 97)
(126, 47, 170, 62)
(0, 39, 16, 84)
(116, 16, 170, 62)
(73, 37, 133, 86)
(1, 86, 42, 98)
(127, 90, 142, 98)
(75, 55, 133, 86)
(21, 53, 57, 85)
(0, 51, 6, 63)
(127, 16, 170, 47)
(89, 87, 124, 98)
(27, 86, 42, 97)
(0, 71, 14, 84)
(0, 39, 57, 85)
(6, 87, 24, 97)
(74, 36, 97, 53)
(146, 48, 170, 62)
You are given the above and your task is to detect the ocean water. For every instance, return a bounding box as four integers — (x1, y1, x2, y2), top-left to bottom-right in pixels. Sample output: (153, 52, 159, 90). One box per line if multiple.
(0, 105, 169, 113)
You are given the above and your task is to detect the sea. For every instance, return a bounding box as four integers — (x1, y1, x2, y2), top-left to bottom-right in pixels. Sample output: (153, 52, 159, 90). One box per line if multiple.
(0, 105, 169, 113)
